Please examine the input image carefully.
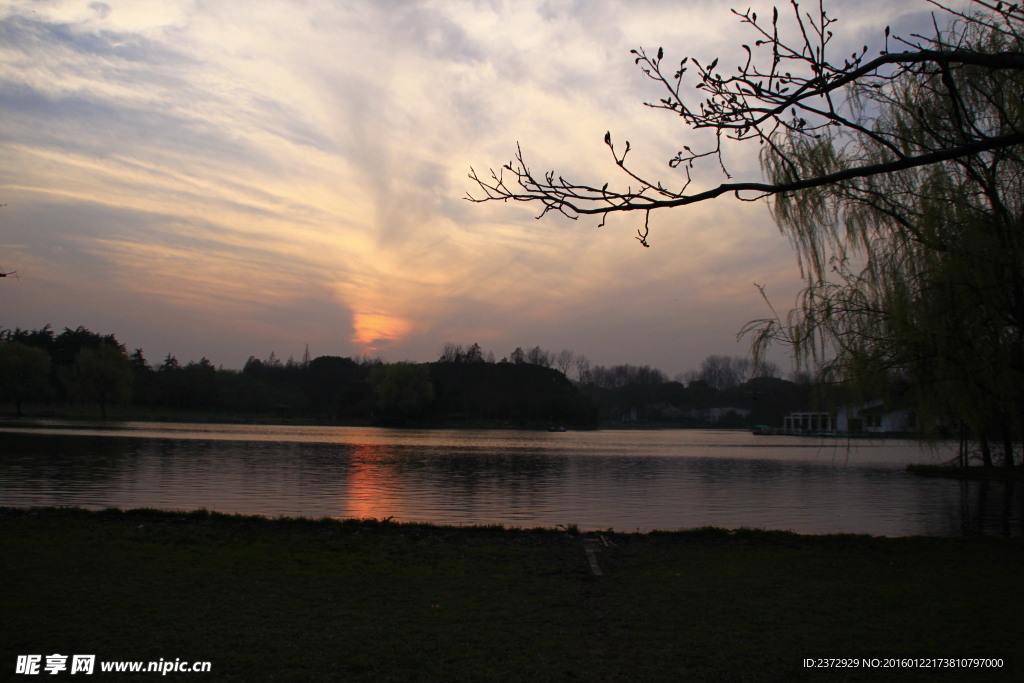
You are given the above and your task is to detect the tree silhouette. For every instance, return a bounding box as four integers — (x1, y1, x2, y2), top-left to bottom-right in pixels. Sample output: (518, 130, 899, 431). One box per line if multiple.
(0, 342, 51, 416)
(64, 345, 133, 418)
(371, 362, 435, 419)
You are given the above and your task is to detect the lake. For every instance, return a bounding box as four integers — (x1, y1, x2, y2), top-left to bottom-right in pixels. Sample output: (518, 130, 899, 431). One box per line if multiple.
(1, 421, 1021, 536)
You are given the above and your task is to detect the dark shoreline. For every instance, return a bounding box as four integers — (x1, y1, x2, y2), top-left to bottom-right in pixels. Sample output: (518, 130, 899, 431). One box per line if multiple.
(907, 463, 1024, 481)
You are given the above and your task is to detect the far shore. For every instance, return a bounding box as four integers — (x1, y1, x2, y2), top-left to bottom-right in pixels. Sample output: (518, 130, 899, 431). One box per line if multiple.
(0, 408, 743, 431)
(0, 408, 951, 437)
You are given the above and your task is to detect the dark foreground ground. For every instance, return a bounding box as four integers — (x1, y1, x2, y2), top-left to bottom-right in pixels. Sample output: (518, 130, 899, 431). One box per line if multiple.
(2, 507, 1021, 682)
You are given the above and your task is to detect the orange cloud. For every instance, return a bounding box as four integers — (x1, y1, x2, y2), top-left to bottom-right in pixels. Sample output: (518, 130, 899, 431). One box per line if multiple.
(351, 312, 413, 352)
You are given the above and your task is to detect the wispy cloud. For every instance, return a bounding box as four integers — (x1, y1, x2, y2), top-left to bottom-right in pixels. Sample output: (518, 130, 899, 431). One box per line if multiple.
(0, 0, 948, 373)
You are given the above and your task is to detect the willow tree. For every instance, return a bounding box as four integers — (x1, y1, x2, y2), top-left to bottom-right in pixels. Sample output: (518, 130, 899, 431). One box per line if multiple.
(746, 9, 1024, 464)
(469, 1, 1024, 462)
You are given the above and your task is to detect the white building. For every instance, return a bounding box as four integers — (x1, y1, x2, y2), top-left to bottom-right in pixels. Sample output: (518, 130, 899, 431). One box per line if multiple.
(782, 411, 834, 435)
(835, 400, 915, 435)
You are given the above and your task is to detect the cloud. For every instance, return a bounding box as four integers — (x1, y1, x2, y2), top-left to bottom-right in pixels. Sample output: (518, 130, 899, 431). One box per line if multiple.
(0, 0, 952, 373)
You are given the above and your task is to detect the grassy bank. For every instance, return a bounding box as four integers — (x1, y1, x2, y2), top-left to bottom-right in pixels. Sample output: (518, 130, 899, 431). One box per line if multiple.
(2, 508, 1021, 681)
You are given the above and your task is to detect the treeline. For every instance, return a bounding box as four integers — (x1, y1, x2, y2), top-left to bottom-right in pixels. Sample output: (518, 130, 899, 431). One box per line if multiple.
(434, 346, 809, 427)
(0, 326, 810, 428)
(0, 327, 596, 426)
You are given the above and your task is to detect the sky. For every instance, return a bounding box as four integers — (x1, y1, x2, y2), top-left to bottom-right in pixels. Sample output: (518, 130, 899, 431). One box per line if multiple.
(0, 0, 953, 377)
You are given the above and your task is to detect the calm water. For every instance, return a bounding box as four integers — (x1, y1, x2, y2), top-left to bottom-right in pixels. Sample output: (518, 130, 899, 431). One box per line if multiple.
(1, 420, 1021, 536)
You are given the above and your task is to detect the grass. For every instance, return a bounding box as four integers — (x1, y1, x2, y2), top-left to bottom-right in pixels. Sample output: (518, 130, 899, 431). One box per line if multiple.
(2, 507, 1022, 681)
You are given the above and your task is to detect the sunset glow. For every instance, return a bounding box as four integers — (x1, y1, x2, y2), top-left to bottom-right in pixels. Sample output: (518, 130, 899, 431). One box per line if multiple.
(0, 0, 948, 373)
(351, 313, 414, 353)
(342, 443, 404, 521)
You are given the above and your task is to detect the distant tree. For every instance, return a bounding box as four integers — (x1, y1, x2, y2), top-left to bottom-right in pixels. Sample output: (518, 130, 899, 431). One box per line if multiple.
(675, 369, 699, 385)
(589, 363, 667, 389)
(129, 349, 151, 374)
(686, 379, 716, 411)
(181, 358, 219, 411)
(655, 380, 689, 406)
(3, 324, 56, 355)
(128, 348, 155, 406)
(634, 365, 667, 386)
(439, 342, 487, 363)
(439, 342, 464, 363)
(753, 359, 781, 379)
(64, 345, 133, 418)
(52, 326, 122, 370)
(428, 358, 597, 426)
(788, 369, 814, 386)
(371, 363, 435, 418)
(304, 355, 367, 417)
(699, 355, 753, 391)
(698, 356, 727, 390)
(0, 342, 51, 416)
(527, 346, 552, 367)
(465, 343, 484, 363)
(265, 351, 282, 369)
(574, 354, 592, 384)
(510, 347, 526, 364)
(554, 349, 576, 376)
